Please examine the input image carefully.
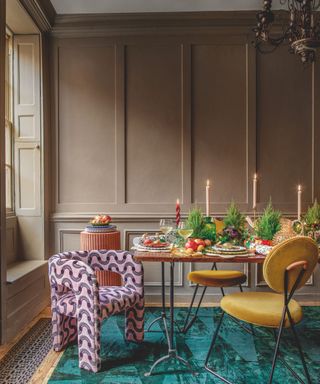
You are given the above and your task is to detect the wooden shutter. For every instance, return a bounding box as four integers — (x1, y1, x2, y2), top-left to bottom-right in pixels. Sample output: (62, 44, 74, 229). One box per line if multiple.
(13, 35, 41, 216)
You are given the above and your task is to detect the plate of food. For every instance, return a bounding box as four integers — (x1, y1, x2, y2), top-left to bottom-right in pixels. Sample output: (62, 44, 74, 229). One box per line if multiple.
(134, 235, 172, 250)
(213, 243, 246, 252)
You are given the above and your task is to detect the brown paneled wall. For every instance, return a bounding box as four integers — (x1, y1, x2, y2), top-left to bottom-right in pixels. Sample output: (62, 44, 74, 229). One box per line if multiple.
(50, 21, 320, 303)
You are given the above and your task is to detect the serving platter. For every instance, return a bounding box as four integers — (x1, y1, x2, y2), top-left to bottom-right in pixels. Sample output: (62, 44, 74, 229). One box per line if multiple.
(85, 224, 117, 233)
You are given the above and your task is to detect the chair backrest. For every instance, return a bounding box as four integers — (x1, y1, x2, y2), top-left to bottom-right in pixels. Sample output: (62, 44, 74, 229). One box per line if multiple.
(263, 236, 318, 293)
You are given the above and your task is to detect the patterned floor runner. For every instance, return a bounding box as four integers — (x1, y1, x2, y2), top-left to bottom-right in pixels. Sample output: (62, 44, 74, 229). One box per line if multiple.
(0, 318, 52, 384)
(48, 307, 320, 384)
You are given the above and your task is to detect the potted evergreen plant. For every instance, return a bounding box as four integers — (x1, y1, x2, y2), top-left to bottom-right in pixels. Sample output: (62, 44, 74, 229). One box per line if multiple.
(218, 202, 247, 245)
(303, 200, 320, 245)
(254, 201, 281, 246)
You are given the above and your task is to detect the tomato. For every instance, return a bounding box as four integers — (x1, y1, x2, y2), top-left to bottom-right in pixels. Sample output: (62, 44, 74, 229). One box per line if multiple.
(144, 239, 153, 246)
(261, 239, 272, 246)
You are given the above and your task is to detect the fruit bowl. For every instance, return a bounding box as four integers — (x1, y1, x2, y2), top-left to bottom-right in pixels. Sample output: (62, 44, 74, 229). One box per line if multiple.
(90, 214, 112, 226)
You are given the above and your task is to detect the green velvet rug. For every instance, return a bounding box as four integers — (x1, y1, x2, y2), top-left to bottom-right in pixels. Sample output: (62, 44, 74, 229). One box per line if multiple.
(48, 307, 320, 384)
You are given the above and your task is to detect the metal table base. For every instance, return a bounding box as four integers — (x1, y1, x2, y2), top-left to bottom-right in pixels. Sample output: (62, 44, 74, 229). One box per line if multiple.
(145, 261, 195, 376)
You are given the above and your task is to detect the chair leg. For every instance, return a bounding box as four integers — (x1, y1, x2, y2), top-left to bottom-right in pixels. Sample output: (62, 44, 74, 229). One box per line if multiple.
(182, 284, 199, 332)
(205, 311, 233, 384)
(182, 285, 207, 333)
(125, 296, 145, 343)
(272, 330, 305, 384)
(52, 310, 77, 351)
(286, 309, 312, 384)
(77, 314, 101, 372)
(205, 311, 225, 366)
(268, 308, 286, 384)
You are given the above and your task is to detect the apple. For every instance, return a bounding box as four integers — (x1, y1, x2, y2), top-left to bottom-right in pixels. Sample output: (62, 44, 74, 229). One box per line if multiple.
(204, 239, 212, 246)
(185, 240, 198, 251)
(194, 239, 205, 246)
(197, 245, 205, 252)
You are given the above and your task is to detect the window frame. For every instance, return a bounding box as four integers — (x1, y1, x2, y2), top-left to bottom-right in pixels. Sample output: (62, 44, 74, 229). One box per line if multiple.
(5, 29, 14, 214)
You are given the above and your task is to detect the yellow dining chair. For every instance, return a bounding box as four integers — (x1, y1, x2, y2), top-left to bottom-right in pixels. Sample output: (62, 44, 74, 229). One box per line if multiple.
(182, 219, 248, 334)
(204, 236, 318, 384)
(182, 263, 247, 333)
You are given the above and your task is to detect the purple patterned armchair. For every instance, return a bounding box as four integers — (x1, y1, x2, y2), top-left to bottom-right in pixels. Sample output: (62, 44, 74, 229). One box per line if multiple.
(48, 250, 144, 372)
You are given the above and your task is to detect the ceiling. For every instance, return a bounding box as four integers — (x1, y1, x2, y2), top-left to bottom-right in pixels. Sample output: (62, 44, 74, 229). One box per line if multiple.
(50, 0, 285, 14)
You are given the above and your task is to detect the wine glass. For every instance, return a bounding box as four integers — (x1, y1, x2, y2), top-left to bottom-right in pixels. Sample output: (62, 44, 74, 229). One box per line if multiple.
(159, 219, 174, 240)
(177, 221, 193, 241)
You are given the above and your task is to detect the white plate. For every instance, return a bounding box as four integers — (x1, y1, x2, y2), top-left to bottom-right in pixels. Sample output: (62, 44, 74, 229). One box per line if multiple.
(133, 236, 173, 250)
(255, 245, 272, 255)
(131, 246, 171, 253)
(212, 245, 246, 253)
(204, 252, 251, 258)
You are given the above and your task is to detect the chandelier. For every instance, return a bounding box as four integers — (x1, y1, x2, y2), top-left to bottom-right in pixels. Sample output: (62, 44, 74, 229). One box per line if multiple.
(254, 0, 320, 63)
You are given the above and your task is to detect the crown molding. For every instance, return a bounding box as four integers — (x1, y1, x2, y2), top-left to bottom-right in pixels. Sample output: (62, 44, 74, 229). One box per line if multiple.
(50, 211, 297, 223)
(50, 10, 289, 38)
(19, 0, 56, 33)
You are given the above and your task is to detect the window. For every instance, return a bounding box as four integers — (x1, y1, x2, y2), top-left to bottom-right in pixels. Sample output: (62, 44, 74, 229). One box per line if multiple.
(5, 31, 13, 212)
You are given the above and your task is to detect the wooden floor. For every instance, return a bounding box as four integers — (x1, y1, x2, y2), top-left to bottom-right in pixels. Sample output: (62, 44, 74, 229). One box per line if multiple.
(0, 307, 63, 384)
(1, 301, 320, 383)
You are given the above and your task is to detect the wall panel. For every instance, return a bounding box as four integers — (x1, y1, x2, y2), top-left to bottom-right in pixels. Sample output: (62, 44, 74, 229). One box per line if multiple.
(191, 43, 249, 207)
(257, 47, 313, 212)
(125, 44, 182, 204)
(57, 43, 116, 206)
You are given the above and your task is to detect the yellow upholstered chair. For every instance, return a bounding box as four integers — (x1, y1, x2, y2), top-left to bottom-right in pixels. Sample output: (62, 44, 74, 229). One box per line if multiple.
(204, 236, 318, 384)
(183, 219, 249, 333)
(182, 263, 247, 333)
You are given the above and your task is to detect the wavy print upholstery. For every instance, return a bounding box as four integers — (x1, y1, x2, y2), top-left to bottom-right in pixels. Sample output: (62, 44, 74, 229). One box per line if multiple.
(48, 250, 144, 372)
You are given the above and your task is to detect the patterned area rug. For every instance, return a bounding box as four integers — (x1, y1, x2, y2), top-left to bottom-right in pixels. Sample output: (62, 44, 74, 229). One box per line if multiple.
(48, 307, 320, 384)
(0, 318, 52, 384)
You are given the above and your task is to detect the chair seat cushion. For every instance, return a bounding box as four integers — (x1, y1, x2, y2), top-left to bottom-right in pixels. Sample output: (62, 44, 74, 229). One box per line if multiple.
(221, 292, 303, 328)
(56, 286, 141, 318)
(188, 270, 246, 287)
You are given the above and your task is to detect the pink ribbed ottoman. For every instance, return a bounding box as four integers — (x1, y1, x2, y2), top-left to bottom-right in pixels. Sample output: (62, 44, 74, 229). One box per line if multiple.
(80, 231, 122, 286)
(80, 230, 120, 251)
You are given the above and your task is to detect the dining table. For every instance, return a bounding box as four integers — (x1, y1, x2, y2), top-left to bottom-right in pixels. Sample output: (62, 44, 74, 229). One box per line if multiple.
(134, 250, 266, 376)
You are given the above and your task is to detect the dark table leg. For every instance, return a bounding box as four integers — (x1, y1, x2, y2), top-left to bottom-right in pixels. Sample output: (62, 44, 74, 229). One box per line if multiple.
(145, 263, 170, 345)
(146, 262, 181, 335)
(146, 262, 167, 331)
(145, 261, 195, 377)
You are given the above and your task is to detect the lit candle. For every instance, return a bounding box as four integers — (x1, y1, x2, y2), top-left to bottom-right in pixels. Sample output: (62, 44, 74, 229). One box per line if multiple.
(176, 198, 180, 227)
(206, 179, 211, 217)
(253, 173, 258, 210)
(298, 185, 302, 220)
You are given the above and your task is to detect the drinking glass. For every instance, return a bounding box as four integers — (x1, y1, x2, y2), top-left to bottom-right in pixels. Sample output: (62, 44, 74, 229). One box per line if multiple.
(159, 219, 174, 238)
(177, 221, 193, 240)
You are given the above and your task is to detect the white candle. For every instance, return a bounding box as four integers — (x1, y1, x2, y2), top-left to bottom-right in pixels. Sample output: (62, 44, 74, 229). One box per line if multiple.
(253, 173, 258, 210)
(206, 179, 210, 217)
(298, 185, 302, 220)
